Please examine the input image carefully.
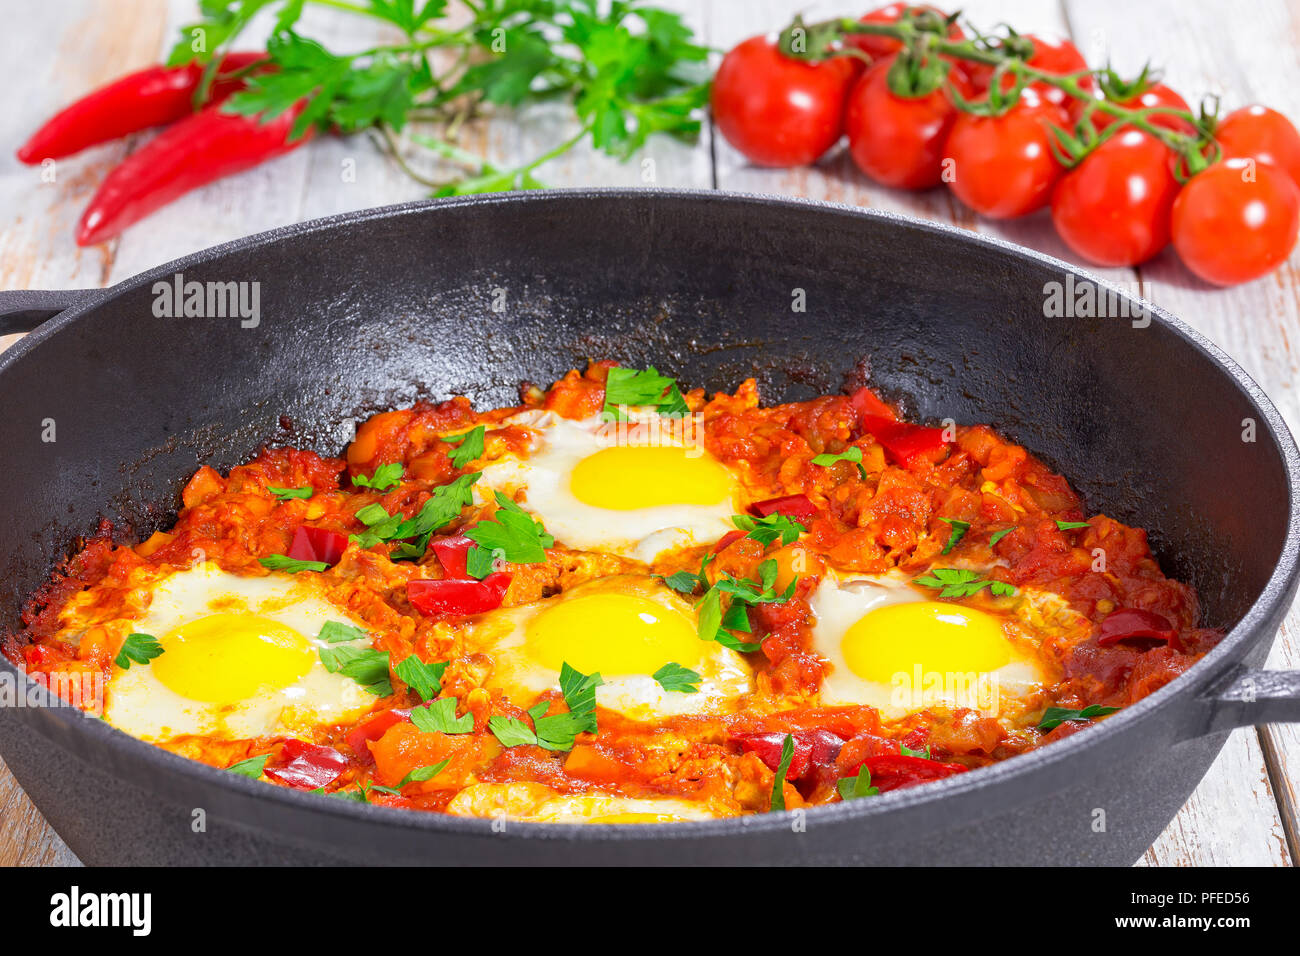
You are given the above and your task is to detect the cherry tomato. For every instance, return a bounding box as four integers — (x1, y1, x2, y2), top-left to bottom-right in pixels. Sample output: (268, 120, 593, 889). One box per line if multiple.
(845, 56, 973, 190)
(1094, 83, 1193, 134)
(943, 88, 1067, 218)
(1214, 105, 1300, 188)
(1050, 128, 1180, 266)
(968, 34, 1093, 117)
(847, 4, 963, 60)
(1172, 158, 1300, 286)
(711, 35, 859, 167)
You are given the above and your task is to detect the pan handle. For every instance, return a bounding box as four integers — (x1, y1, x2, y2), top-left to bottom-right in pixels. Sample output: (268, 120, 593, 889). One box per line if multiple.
(0, 288, 93, 335)
(1188, 665, 1300, 737)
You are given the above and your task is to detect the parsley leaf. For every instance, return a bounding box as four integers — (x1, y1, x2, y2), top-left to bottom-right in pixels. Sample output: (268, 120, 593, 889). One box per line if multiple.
(410, 696, 474, 733)
(319, 644, 392, 696)
(913, 567, 1017, 599)
(732, 512, 805, 548)
(836, 765, 880, 800)
(939, 518, 970, 555)
(259, 554, 328, 573)
(811, 445, 867, 479)
(226, 754, 269, 778)
(559, 662, 603, 734)
(267, 485, 312, 501)
(770, 733, 795, 812)
(394, 655, 447, 701)
(487, 714, 541, 748)
(464, 491, 554, 577)
(318, 621, 368, 644)
(900, 743, 932, 759)
(1037, 704, 1119, 731)
(115, 632, 164, 670)
(1055, 520, 1091, 531)
(653, 662, 701, 693)
(601, 366, 689, 420)
(441, 426, 485, 469)
(989, 527, 1014, 547)
(352, 462, 404, 490)
(658, 554, 713, 596)
(488, 663, 602, 752)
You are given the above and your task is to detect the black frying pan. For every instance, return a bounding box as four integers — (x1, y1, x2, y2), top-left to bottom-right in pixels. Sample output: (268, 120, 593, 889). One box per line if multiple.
(0, 190, 1298, 865)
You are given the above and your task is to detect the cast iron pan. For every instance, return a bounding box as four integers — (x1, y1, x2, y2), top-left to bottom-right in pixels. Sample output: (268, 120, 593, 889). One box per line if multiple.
(0, 190, 1298, 866)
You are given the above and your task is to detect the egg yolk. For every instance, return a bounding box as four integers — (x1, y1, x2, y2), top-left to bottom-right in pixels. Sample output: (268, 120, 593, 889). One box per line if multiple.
(841, 601, 1011, 683)
(525, 592, 702, 675)
(150, 612, 315, 703)
(569, 446, 734, 510)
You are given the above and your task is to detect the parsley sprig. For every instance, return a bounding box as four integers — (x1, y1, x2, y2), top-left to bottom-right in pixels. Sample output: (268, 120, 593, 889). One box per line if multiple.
(732, 512, 805, 548)
(171, 1, 709, 195)
(487, 662, 602, 751)
(464, 491, 555, 578)
(601, 366, 690, 420)
(1037, 704, 1118, 731)
(913, 567, 1016, 599)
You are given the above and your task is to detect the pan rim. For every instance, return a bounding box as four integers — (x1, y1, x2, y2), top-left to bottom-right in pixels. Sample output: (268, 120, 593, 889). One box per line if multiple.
(2, 187, 1297, 845)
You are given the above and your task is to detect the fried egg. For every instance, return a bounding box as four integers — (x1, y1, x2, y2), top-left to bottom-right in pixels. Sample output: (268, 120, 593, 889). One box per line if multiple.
(474, 410, 739, 561)
(809, 572, 1048, 720)
(445, 781, 731, 823)
(464, 575, 751, 721)
(103, 563, 378, 741)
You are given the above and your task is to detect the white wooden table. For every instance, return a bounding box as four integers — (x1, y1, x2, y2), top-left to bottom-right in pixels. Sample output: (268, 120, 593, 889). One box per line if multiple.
(1, 0, 1297, 866)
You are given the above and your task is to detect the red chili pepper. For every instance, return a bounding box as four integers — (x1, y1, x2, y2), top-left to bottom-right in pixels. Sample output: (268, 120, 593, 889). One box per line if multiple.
(733, 729, 845, 780)
(344, 708, 411, 764)
(17, 53, 265, 164)
(843, 753, 968, 792)
(408, 573, 512, 616)
(429, 534, 473, 579)
(1097, 607, 1183, 652)
(848, 386, 897, 422)
(750, 494, 819, 524)
(861, 414, 950, 467)
(76, 99, 311, 246)
(264, 740, 348, 790)
(286, 525, 348, 566)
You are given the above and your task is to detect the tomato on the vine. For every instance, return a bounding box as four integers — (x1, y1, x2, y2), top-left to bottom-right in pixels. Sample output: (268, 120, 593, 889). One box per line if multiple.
(943, 88, 1067, 218)
(711, 35, 860, 167)
(1094, 83, 1193, 134)
(1171, 158, 1300, 286)
(968, 34, 1093, 118)
(1050, 128, 1180, 266)
(1213, 105, 1300, 189)
(847, 4, 963, 60)
(845, 55, 973, 190)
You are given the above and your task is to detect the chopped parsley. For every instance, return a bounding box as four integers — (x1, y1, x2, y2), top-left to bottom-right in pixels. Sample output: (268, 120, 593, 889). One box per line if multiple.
(1055, 520, 1091, 531)
(836, 765, 880, 800)
(487, 663, 601, 751)
(811, 445, 867, 478)
(318, 621, 368, 644)
(732, 512, 805, 548)
(394, 655, 447, 701)
(900, 743, 932, 759)
(653, 662, 702, 694)
(115, 632, 164, 669)
(1037, 704, 1119, 731)
(913, 567, 1016, 599)
(442, 426, 485, 469)
(349, 472, 481, 558)
(352, 462, 404, 490)
(410, 697, 474, 733)
(988, 527, 1014, 547)
(319, 644, 392, 696)
(267, 485, 312, 501)
(226, 754, 269, 778)
(697, 559, 796, 654)
(938, 518, 970, 555)
(770, 734, 795, 812)
(464, 491, 554, 578)
(601, 366, 690, 420)
(658, 554, 713, 595)
(369, 759, 451, 793)
(258, 554, 328, 573)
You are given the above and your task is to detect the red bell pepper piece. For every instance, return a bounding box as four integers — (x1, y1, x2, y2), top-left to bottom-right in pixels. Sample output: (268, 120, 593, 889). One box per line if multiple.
(1097, 607, 1183, 652)
(848, 386, 897, 422)
(429, 534, 473, 579)
(76, 99, 311, 245)
(711, 530, 747, 554)
(264, 740, 348, 790)
(733, 730, 845, 780)
(17, 53, 266, 163)
(287, 525, 348, 566)
(750, 494, 819, 524)
(344, 708, 411, 764)
(861, 415, 950, 467)
(844, 753, 967, 792)
(408, 573, 512, 616)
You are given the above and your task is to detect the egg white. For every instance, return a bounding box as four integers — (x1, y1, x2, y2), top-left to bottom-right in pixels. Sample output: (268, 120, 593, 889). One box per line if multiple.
(473, 409, 739, 561)
(103, 563, 379, 742)
(445, 781, 732, 822)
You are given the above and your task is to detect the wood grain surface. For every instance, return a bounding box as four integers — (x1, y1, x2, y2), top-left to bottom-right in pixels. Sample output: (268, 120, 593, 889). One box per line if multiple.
(1, 0, 1296, 867)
